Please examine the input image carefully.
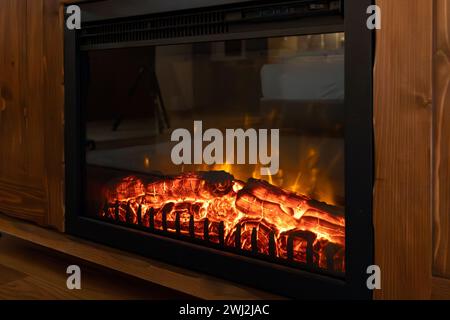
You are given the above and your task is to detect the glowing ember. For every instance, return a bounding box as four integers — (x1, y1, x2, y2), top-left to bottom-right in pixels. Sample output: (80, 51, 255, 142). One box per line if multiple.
(100, 171, 345, 273)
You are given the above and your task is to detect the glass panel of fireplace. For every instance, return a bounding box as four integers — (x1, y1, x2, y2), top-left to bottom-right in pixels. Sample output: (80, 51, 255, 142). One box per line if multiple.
(85, 35, 346, 276)
(85, 47, 170, 151)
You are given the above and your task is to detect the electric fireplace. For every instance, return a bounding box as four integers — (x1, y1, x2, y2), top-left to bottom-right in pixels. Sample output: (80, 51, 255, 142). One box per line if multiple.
(65, 0, 374, 299)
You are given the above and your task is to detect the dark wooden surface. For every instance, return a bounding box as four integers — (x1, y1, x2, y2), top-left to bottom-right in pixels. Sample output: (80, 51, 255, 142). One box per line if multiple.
(374, 0, 434, 299)
(432, 277, 450, 299)
(0, 0, 65, 230)
(0, 0, 48, 226)
(0, 234, 193, 300)
(43, 0, 66, 230)
(433, 0, 450, 281)
(0, 213, 282, 300)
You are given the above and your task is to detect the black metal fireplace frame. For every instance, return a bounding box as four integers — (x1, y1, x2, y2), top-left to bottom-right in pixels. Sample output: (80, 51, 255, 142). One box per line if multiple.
(65, 0, 374, 299)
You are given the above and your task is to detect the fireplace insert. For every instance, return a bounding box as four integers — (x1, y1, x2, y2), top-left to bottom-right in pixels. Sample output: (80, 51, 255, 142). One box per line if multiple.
(65, 0, 374, 299)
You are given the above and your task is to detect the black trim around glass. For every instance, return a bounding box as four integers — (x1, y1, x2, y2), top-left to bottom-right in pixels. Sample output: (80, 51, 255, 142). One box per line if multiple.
(65, 0, 374, 299)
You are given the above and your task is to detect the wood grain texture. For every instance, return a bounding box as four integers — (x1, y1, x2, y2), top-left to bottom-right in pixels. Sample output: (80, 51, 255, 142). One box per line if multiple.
(25, 0, 46, 187)
(0, 180, 46, 224)
(433, 0, 450, 280)
(374, 0, 433, 299)
(0, 277, 81, 300)
(0, 0, 27, 184)
(0, 213, 281, 300)
(42, 0, 66, 230)
(0, 235, 192, 300)
(40, 0, 92, 230)
(432, 277, 450, 299)
(0, 263, 25, 286)
(0, 0, 48, 224)
(0, 0, 67, 230)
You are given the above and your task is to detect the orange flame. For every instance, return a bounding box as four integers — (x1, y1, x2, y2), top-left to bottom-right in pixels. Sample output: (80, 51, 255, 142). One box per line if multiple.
(100, 172, 345, 273)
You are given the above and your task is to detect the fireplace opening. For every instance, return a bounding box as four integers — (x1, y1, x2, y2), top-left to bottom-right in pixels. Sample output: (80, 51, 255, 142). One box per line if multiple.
(83, 33, 346, 276)
(66, 0, 374, 299)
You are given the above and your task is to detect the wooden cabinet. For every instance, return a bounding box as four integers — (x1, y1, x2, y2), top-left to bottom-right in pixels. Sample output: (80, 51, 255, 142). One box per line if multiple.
(0, 0, 64, 230)
(374, 0, 433, 299)
(374, 0, 450, 299)
(0, 0, 449, 299)
(0, 0, 47, 225)
(434, 0, 450, 280)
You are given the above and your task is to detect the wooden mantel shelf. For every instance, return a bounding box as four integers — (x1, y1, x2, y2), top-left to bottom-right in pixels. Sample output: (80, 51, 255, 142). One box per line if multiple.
(0, 214, 282, 300)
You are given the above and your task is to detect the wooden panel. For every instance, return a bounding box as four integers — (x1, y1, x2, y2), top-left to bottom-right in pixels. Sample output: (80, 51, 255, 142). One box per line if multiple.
(0, 181, 46, 225)
(0, 0, 27, 184)
(25, 0, 46, 184)
(374, 0, 433, 299)
(0, 213, 282, 300)
(42, 0, 66, 230)
(434, 0, 450, 280)
(0, 0, 48, 225)
(432, 277, 450, 299)
(0, 0, 66, 230)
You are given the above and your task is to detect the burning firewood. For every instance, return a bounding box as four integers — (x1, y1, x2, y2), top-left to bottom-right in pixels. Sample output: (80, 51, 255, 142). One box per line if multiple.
(242, 179, 344, 223)
(236, 179, 345, 244)
(100, 171, 346, 273)
(144, 171, 235, 204)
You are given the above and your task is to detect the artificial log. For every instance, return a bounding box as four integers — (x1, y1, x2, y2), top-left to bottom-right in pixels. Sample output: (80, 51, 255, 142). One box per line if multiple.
(100, 172, 346, 272)
(242, 179, 344, 221)
(236, 185, 345, 246)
